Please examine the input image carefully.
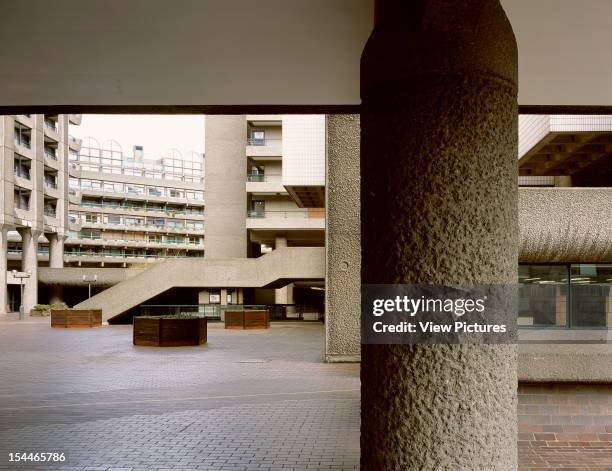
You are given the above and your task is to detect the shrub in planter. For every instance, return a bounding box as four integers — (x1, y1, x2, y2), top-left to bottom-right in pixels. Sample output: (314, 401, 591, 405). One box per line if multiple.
(30, 304, 51, 317)
(133, 315, 207, 347)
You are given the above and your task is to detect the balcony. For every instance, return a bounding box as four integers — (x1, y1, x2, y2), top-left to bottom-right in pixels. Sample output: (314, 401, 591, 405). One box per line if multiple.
(44, 118, 59, 135)
(246, 138, 282, 158)
(246, 174, 286, 194)
(246, 210, 325, 230)
(68, 135, 82, 152)
(68, 114, 82, 125)
(44, 148, 57, 160)
(14, 137, 32, 157)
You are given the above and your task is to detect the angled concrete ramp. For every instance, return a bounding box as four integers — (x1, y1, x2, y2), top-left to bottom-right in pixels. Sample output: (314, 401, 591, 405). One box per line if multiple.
(75, 247, 324, 322)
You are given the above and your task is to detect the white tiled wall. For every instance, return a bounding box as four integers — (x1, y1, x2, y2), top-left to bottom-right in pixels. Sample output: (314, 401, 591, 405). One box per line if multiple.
(281, 115, 325, 186)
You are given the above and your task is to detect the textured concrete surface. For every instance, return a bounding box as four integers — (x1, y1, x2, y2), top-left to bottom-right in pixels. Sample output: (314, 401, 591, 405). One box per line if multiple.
(204, 115, 248, 259)
(360, 1, 518, 469)
(519, 344, 612, 383)
(0, 318, 359, 470)
(519, 187, 612, 263)
(75, 247, 324, 321)
(325, 115, 361, 363)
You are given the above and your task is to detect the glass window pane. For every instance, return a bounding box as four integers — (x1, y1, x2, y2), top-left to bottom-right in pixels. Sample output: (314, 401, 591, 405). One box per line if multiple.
(518, 265, 568, 327)
(570, 264, 612, 328)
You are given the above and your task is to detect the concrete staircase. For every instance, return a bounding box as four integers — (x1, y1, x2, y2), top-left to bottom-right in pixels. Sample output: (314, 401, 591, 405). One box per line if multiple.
(74, 247, 324, 322)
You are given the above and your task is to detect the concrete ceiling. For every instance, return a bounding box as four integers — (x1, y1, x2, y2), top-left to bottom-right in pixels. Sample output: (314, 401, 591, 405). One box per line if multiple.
(0, 1, 611, 108)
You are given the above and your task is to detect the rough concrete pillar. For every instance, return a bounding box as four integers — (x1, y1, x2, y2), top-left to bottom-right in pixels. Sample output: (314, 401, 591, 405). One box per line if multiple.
(204, 116, 247, 259)
(275, 236, 287, 249)
(220, 288, 228, 306)
(47, 233, 65, 304)
(0, 226, 8, 314)
(18, 228, 41, 312)
(275, 283, 294, 305)
(325, 115, 361, 362)
(360, 1, 518, 469)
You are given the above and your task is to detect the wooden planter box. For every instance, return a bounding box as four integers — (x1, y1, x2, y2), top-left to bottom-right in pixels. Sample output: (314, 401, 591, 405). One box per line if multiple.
(133, 317, 207, 347)
(224, 310, 269, 330)
(51, 309, 102, 328)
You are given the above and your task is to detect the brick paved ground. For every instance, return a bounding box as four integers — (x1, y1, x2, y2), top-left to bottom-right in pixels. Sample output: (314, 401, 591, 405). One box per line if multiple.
(518, 383, 612, 471)
(2, 314, 612, 470)
(0, 315, 359, 470)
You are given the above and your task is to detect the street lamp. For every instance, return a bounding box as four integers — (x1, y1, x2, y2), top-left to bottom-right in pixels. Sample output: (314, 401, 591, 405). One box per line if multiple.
(11, 270, 31, 320)
(82, 274, 98, 299)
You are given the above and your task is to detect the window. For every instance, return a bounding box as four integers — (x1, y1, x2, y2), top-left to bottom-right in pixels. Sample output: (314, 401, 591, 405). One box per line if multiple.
(85, 213, 101, 223)
(126, 184, 144, 195)
(14, 189, 30, 210)
(43, 201, 57, 217)
(14, 155, 31, 179)
(147, 186, 164, 197)
(168, 188, 185, 199)
(519, 265, 568, 327)
(519, 264, 612, 328)
(44, 172, 57, 189)
(250, 130, 265, 145)
(14, 125, 31, 149)
(106, 214, 121, 225)
(570, 264, 612, 328)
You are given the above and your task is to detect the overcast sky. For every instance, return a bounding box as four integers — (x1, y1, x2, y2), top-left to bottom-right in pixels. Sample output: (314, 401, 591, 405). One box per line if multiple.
(71, 115, 205, 159)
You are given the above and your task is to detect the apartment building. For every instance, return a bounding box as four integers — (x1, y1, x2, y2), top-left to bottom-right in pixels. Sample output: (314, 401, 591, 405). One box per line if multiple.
(200, 115, 325, 309)
(0, 113, 80, 312)
(65, 140, 205, 267)
(0, 114, 327, 316)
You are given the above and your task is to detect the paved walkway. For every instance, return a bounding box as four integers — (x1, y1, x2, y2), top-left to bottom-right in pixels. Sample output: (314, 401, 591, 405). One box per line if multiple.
(0, 317, 359, 470)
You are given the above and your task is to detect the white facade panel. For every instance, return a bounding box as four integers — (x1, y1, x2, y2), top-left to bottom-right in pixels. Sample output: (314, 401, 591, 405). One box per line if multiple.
(281, 115, 325, 187)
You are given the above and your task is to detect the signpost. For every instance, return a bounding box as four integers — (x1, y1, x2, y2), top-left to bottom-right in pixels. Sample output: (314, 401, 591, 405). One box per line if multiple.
(82, 274, 98, 299)
(11, 270, 31, 320)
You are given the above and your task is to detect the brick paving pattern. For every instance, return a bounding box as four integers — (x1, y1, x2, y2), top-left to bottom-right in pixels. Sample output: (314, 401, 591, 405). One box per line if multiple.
(0, 317, 359, 470)
(2, 314, 612, 470)
(518, 383, 612, 471)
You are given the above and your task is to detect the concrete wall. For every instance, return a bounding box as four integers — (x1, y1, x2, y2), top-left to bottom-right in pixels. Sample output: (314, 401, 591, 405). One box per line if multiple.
(519, 188, 612, 263)
(325, 115, 360, 362)
(204, 116, 247, 259)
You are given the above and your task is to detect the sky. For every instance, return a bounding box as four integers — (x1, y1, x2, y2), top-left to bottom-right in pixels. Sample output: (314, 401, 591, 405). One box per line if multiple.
(71, 115, 205, 160)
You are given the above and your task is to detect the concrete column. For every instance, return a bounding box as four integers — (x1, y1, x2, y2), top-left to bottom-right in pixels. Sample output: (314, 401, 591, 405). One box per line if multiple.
(18, 228, 41, 313)
(275, 236, 287, 249)
(204, 116, 247, 259)
(360, 1, 518, 469)
(237, 288, 244, 305)
(47, 233, 66, 304)
(275, 283, 294, 305)
(220, 288, 228, 306)
(0, 226, 8, 314)
(325, 115, 361, 362)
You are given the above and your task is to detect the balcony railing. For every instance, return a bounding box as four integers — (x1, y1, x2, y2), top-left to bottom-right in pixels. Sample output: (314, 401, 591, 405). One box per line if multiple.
(44, 180, 58, 189)
(247, 138, 281, 146)
(246, 174, 282, 182)
(64, 251, 204, 260)
(44, 149, 58, 160)
(14, 167, 31, 180)
(75, 201, 205, 216)
(14, 137, 31, 149)
(44, 119, 58, 133)
(247, 210, 311, 219)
